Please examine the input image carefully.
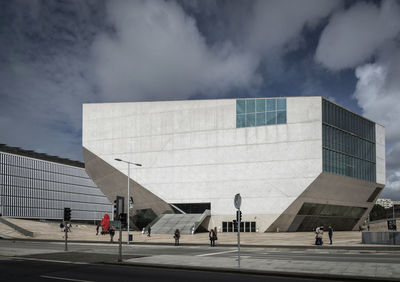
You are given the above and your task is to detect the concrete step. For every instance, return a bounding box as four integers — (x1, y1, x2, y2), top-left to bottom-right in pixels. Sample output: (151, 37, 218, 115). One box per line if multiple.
(151, 214, 203, 234)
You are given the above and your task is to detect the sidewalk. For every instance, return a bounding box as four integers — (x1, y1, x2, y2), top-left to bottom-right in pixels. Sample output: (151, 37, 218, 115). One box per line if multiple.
(124, 254, 400, 281)
(2, 217, 400, 249)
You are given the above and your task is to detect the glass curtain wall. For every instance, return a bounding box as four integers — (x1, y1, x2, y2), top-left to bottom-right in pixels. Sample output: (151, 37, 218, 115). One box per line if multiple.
(322, 99, 376, 182)
(236, 98, 286, 128)
(0, 151, 112, 220)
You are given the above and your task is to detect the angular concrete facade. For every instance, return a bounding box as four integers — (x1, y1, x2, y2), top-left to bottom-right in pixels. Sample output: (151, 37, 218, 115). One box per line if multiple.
(82, 97, 385, 232)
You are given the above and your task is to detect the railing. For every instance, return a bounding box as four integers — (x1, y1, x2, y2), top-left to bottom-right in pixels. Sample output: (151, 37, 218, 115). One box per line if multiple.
(192, 209, 211, 233)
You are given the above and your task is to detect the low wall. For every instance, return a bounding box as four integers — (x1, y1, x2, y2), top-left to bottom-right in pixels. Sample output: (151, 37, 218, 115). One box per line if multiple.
(362, 232, 400, 245)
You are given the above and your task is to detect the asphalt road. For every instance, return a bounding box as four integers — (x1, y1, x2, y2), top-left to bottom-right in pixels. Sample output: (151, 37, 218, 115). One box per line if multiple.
(1, 240, 400, 281)
(0, 258, 330, 282)
(2, 240, 400, 265)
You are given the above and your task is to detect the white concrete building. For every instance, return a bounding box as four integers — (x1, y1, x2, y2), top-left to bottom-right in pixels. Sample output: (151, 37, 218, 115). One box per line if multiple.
(82, 97, 385, 232)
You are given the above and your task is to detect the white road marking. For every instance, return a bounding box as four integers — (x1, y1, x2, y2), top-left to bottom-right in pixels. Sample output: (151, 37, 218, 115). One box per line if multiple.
(197, 250, 237, 257)
(13, 257, 88, 265)
(40, 275, 94, 282)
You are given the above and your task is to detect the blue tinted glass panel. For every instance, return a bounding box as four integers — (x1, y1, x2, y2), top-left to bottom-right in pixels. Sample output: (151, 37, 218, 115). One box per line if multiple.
(256, 99, 265, 112)
(277, 98, 286, 111)
(322, 99, 376, 182)
(266, 112, 276, 124)
(246, 113, 255, 127)
(246, 100, 255, 113)
(277, 111, 286, 124)
(236, 100, 245, 114)
(256, 113, 266, 126)
(266, 99, 276, 111)
(237, 114, 245, 128)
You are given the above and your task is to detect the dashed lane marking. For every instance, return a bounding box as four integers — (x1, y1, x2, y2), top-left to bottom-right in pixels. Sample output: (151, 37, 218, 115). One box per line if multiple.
(40, 275, 94, 282)
(197, 250, 237, 257)
(12, 257, 89, 265)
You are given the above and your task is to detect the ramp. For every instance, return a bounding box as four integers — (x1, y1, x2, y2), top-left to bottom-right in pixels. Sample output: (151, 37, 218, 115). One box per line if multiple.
(151, 210, 210, 235)
(0, 217, 34, 237)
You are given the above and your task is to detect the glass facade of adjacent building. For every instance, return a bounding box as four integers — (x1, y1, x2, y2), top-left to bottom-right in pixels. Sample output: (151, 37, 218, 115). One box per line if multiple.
(236, 98, 286, 128)
(0, 148, 112, 221)
(322, 99, 376, 182)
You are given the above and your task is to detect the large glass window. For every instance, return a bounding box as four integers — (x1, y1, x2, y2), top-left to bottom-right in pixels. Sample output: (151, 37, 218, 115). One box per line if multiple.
(236, 98, 286, 128)
(322, 99, 376, 182)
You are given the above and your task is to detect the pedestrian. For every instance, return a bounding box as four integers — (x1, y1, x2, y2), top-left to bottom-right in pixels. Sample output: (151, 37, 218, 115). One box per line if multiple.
(142, 227, 145, 235)
(367, 224, 370, 231)
(328, 226, 333, 245)
(209, 229, 215, 246)
(314, 227, 319, 245)
(318, 226, 324, 245)
(60, 222, 64, 232)
(213, 227, 218, 246)
(147, 225, 151, 237)
(174, 229, 180, 246)
(96, 223, 100, 235)
(109, 227, 115, 243)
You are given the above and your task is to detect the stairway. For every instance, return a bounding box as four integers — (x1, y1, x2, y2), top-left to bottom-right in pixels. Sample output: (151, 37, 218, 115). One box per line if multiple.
(150, 213, 204, 235)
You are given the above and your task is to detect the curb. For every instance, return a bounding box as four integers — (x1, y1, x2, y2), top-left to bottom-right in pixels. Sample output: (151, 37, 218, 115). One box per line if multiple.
(2, 237, 400, 251)
(2, 237, 400, 250)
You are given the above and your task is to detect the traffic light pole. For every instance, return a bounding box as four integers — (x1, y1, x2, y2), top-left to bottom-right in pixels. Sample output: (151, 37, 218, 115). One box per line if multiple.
(64, 221, 68, 251)
(118, 220, 122, 262)
(237, 209, 241, 268)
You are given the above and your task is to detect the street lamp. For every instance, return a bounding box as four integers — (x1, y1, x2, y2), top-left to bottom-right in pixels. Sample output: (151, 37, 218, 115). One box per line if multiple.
(115, 158, 142, 244)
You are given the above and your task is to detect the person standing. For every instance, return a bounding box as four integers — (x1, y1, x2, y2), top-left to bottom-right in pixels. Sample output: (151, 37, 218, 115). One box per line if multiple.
(213, 227, 218, 246)
(318, 226, 324, 245)
(315, 227, 320, 245)
(209, 229, 215, 247)
(174, 229, 180, 246)
(328, 226, 333, 245)
(147, 225, 151, 237)
(109, 227, 115, 243)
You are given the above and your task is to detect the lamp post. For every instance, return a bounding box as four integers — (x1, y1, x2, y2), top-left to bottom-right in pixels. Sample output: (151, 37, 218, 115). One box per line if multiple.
(115, 158, 142, 244)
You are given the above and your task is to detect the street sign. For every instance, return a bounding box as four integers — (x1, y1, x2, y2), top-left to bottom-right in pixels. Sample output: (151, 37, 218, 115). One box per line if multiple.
(110, 220, 121, 229)
(234, 193, 241, 209)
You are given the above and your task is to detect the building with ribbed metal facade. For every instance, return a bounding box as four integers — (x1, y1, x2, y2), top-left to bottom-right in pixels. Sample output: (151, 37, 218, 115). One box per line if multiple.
(0, 145, 112, 221)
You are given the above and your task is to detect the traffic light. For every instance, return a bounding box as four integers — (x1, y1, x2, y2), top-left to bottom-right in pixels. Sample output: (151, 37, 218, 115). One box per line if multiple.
(233, 220, 238, 228)
(236, 210, 242, 222)
(64, 208, 71, 221)
(119, 213, 127, 228)
(113, 200, 117, 216)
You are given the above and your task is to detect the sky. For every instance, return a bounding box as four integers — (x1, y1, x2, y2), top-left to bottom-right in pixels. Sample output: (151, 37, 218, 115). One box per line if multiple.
(0, 0, 399, 199)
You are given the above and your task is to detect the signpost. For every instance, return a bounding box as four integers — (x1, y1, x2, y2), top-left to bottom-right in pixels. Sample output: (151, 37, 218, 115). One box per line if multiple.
(234, 193, 241, 267)
(110, 220, 122, 262)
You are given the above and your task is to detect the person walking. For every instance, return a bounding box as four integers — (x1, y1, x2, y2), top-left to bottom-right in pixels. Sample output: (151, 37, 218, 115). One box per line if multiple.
(109, 227, 115, 243)
(147, 225, 151, 237)
(328, 226, 333, 245)
(96, 223, 100, 235)
(60, 222, 64, 232)
(174, 229, 180, 246)
(213, 227, 218, 246)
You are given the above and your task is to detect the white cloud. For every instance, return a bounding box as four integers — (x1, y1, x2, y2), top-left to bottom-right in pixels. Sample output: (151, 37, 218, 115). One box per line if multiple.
(92, 0, 261, 101)
(353, 50, 400, 196)
(315, 0, 400, 70)
(248, 0, 341, 56)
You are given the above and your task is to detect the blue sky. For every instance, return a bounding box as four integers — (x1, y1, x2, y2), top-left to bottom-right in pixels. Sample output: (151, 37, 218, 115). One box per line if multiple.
(0, 0, 399, 199)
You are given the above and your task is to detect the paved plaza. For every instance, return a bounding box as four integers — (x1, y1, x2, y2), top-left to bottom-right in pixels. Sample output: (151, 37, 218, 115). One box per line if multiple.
(2, 217, 400, 281)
